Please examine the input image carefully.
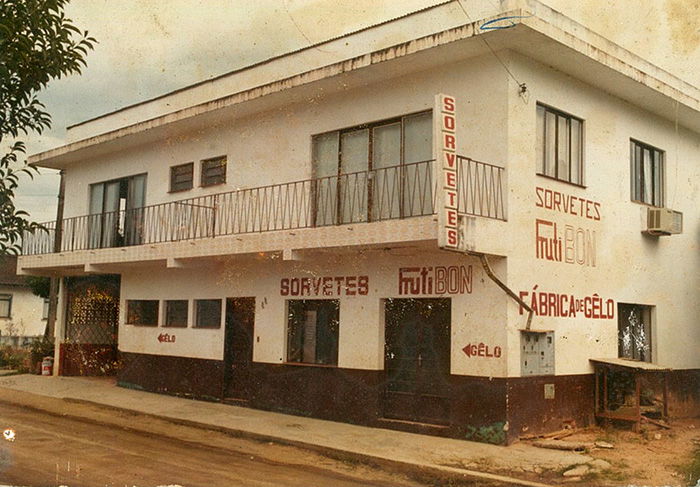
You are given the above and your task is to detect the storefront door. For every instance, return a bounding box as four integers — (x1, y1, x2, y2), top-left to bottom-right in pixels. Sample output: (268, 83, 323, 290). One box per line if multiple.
(223, 297, 255, 401)
(383, 298, 451, 425)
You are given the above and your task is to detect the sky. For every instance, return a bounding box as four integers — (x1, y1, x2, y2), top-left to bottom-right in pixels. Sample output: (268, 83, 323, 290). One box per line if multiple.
(13, 0, 700, 223)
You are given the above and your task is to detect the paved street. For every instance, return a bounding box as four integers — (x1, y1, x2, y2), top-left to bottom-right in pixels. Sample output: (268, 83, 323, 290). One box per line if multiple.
(0, 402, 430, 487)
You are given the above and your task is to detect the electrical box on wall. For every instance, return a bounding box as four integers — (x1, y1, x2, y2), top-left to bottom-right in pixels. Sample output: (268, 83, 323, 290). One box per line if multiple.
(521, 330, 555, 376)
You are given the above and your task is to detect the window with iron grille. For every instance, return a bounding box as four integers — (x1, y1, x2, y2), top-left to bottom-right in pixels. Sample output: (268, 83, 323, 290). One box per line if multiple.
(630, 140, 664, 207)
(165, 300, 188, 328)
(200, 156, 227, 187)
(0, 294, 11, 318)
(126, 300, 159, 326)
(195, 299, 222, 328)
(536, 104, 584, 186)
(170, 163, 194, 192)
(286, 299, 339, 366)
(618, 303, 653, 362)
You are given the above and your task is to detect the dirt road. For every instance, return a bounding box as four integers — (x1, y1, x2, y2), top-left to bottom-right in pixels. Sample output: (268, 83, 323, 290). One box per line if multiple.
(0, 401, 429, 487)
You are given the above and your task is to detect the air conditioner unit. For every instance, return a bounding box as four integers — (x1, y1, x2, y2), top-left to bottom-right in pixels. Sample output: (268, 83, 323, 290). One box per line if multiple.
(645, 208, 683, 236)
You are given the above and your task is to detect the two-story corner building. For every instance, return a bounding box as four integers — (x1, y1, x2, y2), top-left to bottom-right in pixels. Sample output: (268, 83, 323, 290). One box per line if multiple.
(18, 0, 699, 444)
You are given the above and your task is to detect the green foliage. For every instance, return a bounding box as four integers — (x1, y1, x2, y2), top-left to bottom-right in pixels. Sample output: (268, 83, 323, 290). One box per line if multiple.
(0, 345, 30, 372)
(678, 446, 700, 486)
(24, 275, 50, 298)
(464, 422, 507, 445)
(0, 0, 95, 254)
(29, 334, 54, 356)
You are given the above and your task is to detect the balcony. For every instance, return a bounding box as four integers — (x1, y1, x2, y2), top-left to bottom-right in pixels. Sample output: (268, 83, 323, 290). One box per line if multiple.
(22, 158, 505, 257)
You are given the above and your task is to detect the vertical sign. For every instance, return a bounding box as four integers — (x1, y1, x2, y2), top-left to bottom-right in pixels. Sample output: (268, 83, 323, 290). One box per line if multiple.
(435, 94, 459, 250)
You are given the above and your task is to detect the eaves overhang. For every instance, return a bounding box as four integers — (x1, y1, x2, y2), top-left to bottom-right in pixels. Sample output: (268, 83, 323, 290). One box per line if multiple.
(28, 1, 700, 169)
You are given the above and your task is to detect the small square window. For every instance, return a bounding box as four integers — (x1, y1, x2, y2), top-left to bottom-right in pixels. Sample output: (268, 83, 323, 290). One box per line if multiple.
(170, 163, 194, 192)
(0, 294, 11, 318)
(630, 140, 664, 207)
(195, 299, 222, 328)
(126, 300, 159, 326)
(536, 104, 584, 186)
(165, 300, 188, 328)
(287, 299, 339, 365)
(201, 157, 227, 187)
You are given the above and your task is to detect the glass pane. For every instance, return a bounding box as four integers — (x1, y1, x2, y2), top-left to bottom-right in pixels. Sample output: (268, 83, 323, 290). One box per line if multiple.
(544, 111, 556, 177)
(339, 129, 369, 223)
(101, 181, 121, 248)
(653, 150, 662, 206)
(403, 112, 432, 164)
(633, 143, 642, 201)
(557, 115, 570, 181)
(126, 300, 159, 326)
(536, 106, 545, 174)
(125, 175, 146, 246)
(570, 119, 581, 184)
(404, 112, 433, 216)
(643, 148, 653, 204)
(165, 300, 188, 327)
(287, 300, 339, 365)
(312, 132, 339, 226)
(372, 123, 401, 220)
(196, 299, 222, 328)
(88, 184, 104, 249)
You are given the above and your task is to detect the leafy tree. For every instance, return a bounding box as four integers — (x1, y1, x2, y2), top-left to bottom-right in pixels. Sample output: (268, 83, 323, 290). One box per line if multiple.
(0, 0, 95, 254)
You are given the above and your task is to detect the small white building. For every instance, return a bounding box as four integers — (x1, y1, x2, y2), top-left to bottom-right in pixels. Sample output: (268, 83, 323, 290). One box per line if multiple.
(0, 257, 47, 347)
(19, 0, 699, 443)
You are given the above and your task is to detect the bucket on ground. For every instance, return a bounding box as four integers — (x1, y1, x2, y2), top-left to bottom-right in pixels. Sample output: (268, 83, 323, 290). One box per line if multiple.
(41, 356, 54, 376)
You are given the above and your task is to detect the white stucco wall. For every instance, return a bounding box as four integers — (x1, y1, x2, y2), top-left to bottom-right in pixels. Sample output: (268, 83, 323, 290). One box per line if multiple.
(0, 285, 46, 340)
(503, 50, 700, 373)
(118, 251, 509, 377)
(59, 53, 508, 220)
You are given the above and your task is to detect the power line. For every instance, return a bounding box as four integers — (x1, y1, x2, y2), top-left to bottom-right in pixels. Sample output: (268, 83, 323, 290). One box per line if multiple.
(454, 0, 527, 95)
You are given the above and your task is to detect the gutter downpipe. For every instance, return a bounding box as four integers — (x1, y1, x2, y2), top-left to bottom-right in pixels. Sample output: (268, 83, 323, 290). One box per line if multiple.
(467, 251, 533, 330)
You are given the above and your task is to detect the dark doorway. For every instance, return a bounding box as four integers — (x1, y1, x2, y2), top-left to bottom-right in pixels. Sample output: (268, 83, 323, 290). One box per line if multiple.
(223, 297, 255, 401)
(62, 275, 120, 376)
(383, 298, 451, 425)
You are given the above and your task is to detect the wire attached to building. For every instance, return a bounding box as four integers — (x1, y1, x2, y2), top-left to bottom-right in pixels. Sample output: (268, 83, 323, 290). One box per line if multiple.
(454, 0, 528, 100)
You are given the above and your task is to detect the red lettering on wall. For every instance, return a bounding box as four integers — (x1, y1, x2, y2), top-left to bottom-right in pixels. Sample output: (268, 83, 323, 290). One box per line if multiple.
(462, 343, 502, 358)
(280, 275, 370, 297)
(399, 266, 472, 295)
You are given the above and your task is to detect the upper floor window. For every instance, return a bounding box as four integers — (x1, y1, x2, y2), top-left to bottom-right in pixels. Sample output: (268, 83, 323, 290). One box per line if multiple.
(201, 156, 227, 187)
(170, 163, 194, 192)
(630, 140, 664, 207)
(536, 104, 584, 186)
(0, 294, 11, 318)
(312, 111, 433, 225)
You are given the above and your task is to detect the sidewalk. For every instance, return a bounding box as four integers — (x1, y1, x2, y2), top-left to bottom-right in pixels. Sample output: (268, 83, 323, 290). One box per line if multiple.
(0, 374, 593, 486)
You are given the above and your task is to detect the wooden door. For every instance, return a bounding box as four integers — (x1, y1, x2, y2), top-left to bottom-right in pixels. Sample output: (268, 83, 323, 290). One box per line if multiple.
(383, 298, 451, 425)
(223, 297, 255, 401)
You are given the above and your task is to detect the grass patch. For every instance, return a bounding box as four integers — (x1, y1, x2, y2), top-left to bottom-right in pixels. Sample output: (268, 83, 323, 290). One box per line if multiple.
(677, 446, 700, 486)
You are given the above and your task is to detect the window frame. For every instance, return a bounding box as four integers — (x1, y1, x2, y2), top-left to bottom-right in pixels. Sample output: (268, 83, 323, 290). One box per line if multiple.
(164, 299, 189, 328)
(311, 110, 433, 224)
(169, 162, 194, 193)
(126, 299, 159, 327)
(536, 103, 585, 187)
(0, 294, 12, 318)
(630, 139, 664, 207)
(42, 297, 50, 320)
(618, 303, 654, 363)
(286, 299, 340, 366)
(194, 299, 222, 329)
(200, 156, 227, 187)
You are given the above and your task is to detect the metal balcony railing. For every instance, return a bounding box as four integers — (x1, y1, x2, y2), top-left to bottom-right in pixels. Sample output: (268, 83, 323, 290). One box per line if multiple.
(21, 158, 505, 256)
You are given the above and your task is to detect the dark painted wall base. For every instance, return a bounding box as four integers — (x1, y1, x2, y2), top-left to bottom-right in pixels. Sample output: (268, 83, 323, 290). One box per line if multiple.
(116, 352, 699, 445)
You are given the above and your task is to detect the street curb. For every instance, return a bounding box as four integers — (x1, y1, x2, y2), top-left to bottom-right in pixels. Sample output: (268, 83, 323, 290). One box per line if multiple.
(0, 392, 557, 487)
